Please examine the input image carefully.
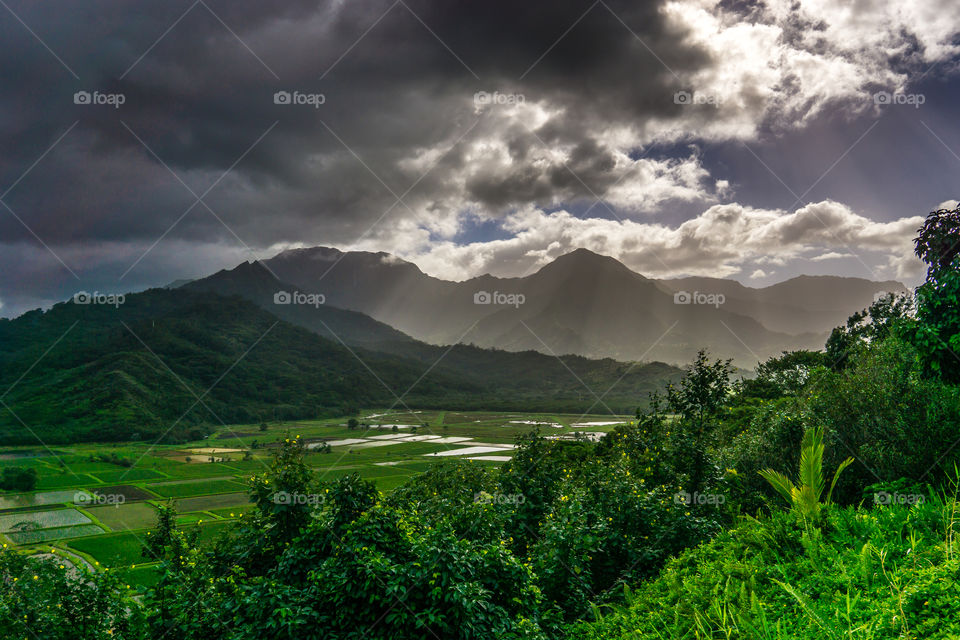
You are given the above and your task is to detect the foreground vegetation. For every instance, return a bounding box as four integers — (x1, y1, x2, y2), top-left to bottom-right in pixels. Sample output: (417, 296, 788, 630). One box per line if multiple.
(571, 496, 960, 639)
(2, 204, 960, 638)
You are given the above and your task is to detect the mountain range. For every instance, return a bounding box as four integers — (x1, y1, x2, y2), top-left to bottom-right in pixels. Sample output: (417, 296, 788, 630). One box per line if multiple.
(206, 246, 905, 367)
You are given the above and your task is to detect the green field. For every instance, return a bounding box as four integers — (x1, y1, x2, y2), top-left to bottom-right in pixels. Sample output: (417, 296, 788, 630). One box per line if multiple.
(92, 469, 167, 483)
(147, 479, 247, 498)
(86, 503, 159, 532)
(0, 409, 628, 577)
(173, 492, 251, 513)
(68, 531, 152, 567)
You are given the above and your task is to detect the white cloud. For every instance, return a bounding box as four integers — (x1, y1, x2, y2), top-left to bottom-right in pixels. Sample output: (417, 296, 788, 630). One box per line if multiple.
(652, 0, 960, 140)
(385, 199, 924, 281)
(810, 251, 855, 262)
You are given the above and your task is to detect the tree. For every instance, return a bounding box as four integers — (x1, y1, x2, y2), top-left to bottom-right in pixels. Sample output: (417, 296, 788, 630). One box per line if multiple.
(654, 350, 734, 493)
(825, 294, 912, 369)
(740, 350, 826, 398)
(912, 203, 960, 381)
(347, 417, 359, 430)
(142, 502, 200, 634)
(0, 466, 38, 491)
(249, 434, 314, 543)
(661, 349, 734, 432)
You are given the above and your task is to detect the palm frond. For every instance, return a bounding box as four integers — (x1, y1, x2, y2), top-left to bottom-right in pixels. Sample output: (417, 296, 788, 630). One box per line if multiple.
(826, 457, 854, 505)
(799, 426, 825, 502)
(758, 469, 795, 506)
(759, 426, 854, 520)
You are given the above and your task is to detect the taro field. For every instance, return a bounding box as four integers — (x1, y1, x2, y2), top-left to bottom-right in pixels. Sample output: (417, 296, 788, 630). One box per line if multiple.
(0, 410, 629, 588)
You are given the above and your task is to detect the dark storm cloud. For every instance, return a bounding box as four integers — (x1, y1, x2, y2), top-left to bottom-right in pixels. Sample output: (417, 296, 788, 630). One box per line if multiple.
(0, 0, 710, 250)
(1, 0, 957, 317)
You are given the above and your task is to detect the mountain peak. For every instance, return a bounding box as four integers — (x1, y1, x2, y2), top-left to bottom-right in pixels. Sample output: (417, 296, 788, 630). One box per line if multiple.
(272, 246, 343, 262)
(535, 248, 647, 279)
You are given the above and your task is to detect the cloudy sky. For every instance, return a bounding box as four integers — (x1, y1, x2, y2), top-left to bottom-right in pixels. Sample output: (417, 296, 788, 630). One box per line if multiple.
(1, 0, 959, 317)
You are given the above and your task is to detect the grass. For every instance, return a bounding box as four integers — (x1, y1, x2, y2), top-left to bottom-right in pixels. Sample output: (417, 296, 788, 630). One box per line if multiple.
(90, 485, 157, 502)
(176, 513, 205, 525)
(569, 500, 960, 640)
(35, 474, 98, 489)
(115, 564, 161, 590)
(372, 475, 414, 492)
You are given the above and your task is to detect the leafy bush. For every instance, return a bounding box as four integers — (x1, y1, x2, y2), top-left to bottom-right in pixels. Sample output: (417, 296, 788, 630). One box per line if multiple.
(531, 455, 720, 622)
(0, 548, 144, 638)
(568, 497, 960, 639)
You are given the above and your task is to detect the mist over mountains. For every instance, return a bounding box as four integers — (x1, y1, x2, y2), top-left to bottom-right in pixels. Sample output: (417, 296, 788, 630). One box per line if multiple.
(183, 246, 907, 368)
(265, 247, 907, 366)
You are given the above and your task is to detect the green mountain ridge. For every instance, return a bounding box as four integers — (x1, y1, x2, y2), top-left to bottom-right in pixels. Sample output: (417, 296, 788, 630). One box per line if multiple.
(0, 286, 683, 445)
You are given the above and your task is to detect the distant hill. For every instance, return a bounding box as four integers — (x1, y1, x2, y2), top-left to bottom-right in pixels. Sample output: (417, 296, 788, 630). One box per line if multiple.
(658, 274, 909, 335)
(0, 287, 682, 445)
(182, 261, 415, 348)
(182, 262, 684, 408)
(258, 247, 907, 367)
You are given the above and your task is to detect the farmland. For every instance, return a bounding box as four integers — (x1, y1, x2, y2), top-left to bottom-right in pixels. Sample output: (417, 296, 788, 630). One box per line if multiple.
(0, 409, 629, 587)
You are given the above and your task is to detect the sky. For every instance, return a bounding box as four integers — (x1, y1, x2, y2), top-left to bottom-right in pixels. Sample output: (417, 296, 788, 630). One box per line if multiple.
(1, 0, 959, 317)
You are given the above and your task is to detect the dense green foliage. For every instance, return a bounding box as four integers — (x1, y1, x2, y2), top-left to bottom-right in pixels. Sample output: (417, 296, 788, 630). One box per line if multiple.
(569, 497, 960, 639)
(0, 548, 144, 639)
(912, 204, 960, 382)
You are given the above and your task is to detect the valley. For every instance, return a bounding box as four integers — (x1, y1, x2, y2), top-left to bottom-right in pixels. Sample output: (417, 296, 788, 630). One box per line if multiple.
(0, 409, 630, 588)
